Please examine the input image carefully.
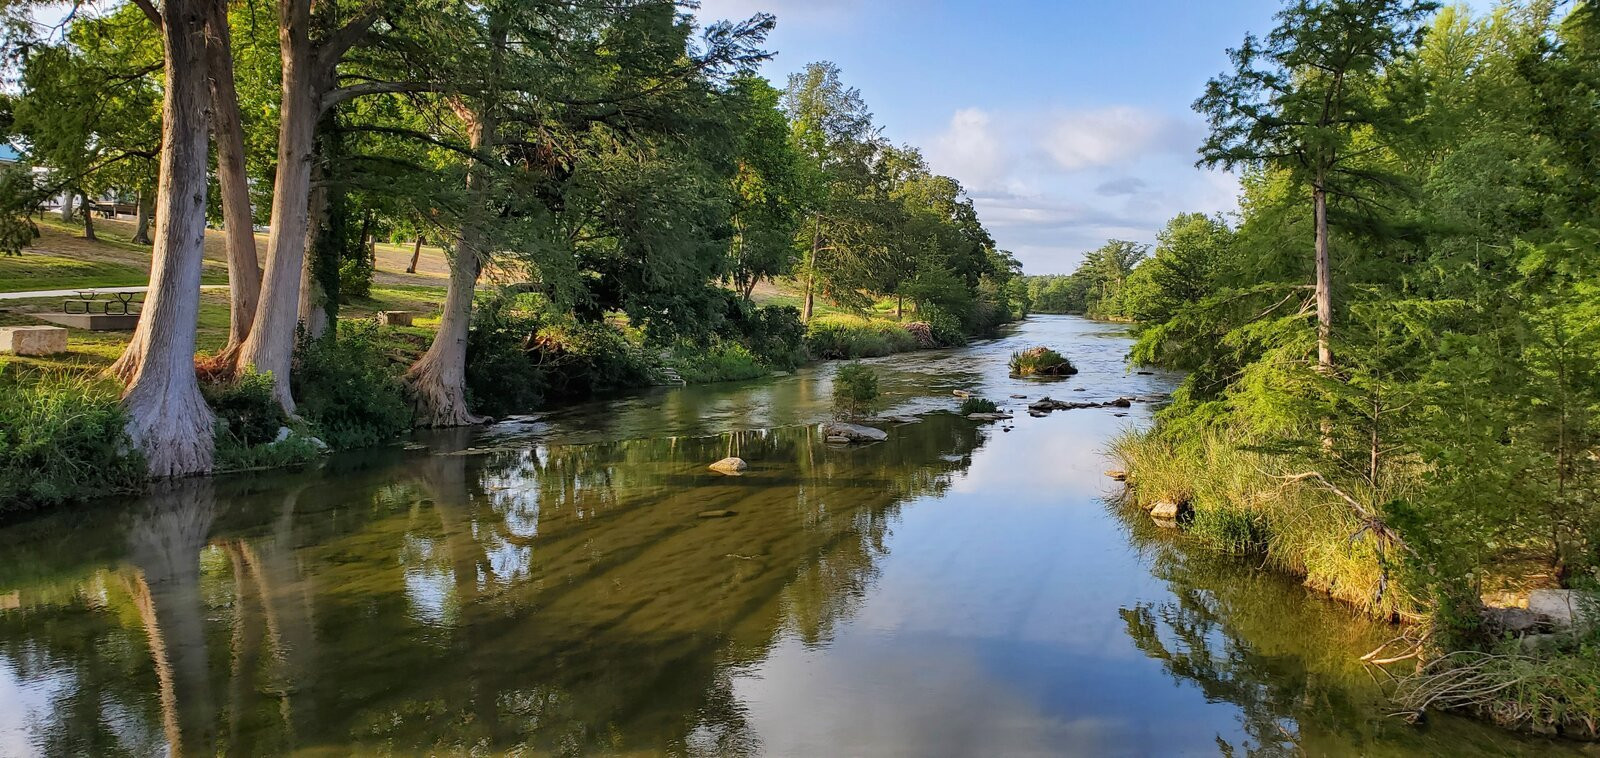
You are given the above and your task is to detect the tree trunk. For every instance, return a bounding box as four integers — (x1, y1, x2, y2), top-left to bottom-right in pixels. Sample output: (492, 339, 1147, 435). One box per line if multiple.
(132, 189, 153, 245)
(296, 177, 330, 340)
(234, 0, 318, 412)
(111, 0, 216, 478)
(896, 294, 903, 321)
(742, 276, 757, 300)
(405, 106, 493, 427)
(406, 235, 423, 273)
(206, 0, 262, 365)
(802, 214, 821, 322)
(81, 191, 96, 240)
(1313, 179, 1332, 372)
(60, 190, 74, 222)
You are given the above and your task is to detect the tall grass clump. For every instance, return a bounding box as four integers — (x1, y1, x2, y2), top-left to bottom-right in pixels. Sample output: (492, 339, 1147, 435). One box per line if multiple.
(0, 370, 143, 513)
(959, 397, 998, 414)
(1109, 428, 1420, 620)
(669, 342, 767, 384)
(806, 315, 921, 359)
(1009, 346, 1077, 377)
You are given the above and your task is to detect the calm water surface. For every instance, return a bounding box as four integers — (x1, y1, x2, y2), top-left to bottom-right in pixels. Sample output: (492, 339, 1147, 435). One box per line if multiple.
(0, 316, 1591, 756)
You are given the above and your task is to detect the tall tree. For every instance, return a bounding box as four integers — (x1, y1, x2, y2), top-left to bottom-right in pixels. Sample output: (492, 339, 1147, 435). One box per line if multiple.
(1195, 0, 1437, 374)
(111, 0, 219, 476)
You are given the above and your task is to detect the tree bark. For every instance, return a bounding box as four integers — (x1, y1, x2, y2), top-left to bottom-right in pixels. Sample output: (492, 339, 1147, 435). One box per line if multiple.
(802, 214, 820, 322)
(296, 176, 330, 339)
(132, 189, 153, 244)
(406, 235, 423, 273)
(1313, 179, 1332, 372)
(60, 190, 74, 222)
(405, 104, 493, 427)
(111, 0, 216, 478)
(81, 191, 96, 240)
(206, 0, 262, 365)
(895, 294, 903, 321)
(234, 0, 320, 412)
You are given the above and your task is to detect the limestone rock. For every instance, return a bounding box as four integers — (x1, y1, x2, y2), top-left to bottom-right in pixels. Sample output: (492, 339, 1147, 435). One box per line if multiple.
(1150, 500, 1183, 520)
(379, 310, 419, 326)
(1529, 589, 1594, 629)
(697, 509, 736, 519)
(822, 422, 888, 443)
(709, 457, 748, 475)
(1105, 469, 1128, 482)
(1152, 518, 1180, 530)
(0, 326, 67, 356)
(825, 435, 851, 444)
(967, 412, 1012, 421)
(952, 390, 972, 398)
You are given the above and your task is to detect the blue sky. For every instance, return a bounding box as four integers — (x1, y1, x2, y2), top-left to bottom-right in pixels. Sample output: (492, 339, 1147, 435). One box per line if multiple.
(692, 0, 1472, 275)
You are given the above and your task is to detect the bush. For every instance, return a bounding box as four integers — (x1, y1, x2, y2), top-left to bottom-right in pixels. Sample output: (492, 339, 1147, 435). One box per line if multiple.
(294, 320, 412, 449)
(1009, 346, 1077, 377)
(923, 306, 968, 347)
(737, 304, 807, 369)
(904, 321, 936, 348)
(832, 362, 880, 419)
(466, 293, 547, 416)
(203, 371, 287, 449)
(669, 341, 767, 384)
(959, 397, 999, 414)
(0, 370, 143, 514)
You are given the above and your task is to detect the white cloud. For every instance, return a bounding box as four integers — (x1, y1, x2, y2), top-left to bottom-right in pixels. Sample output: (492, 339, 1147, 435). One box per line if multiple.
(1041, 106, 1179, 172)
(927, 108, 1010, 191)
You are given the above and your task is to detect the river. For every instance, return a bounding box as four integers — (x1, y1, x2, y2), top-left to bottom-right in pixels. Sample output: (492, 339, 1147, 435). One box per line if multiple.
(0, 315, 1588, 756)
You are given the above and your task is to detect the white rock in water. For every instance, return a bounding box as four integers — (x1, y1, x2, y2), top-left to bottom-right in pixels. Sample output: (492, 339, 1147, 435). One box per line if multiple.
(709, 457, 748, 475)
(825, 435, 851, 444)
(822, 422, 888, 443)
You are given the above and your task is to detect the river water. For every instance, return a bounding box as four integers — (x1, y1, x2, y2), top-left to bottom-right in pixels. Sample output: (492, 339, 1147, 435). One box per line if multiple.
(0, 316, 1588, 757)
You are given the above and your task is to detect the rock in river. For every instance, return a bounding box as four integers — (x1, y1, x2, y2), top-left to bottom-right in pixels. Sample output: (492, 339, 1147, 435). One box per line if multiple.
(709, 457, 748, 475)
(1150, 500, 1184, 520)
(822, 422, 888, 443)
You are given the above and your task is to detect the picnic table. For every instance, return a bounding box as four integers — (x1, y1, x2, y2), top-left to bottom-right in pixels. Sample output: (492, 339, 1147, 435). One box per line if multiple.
(64, 290, 141, 316)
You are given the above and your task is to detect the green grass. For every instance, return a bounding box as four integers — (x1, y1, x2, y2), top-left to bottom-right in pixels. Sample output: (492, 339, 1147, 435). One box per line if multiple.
(805, 314, 921, 360)
(1109, 428, 1420, 620)
(0, 253, 152, 292)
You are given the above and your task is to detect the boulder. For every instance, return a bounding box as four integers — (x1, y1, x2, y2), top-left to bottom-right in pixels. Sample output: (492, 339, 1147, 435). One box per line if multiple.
(1529, 589, 1594, 629)
(697, 509, 737, 519)
(1151, 518, 1180, 530)
(967, 412, 1011, 421)
(709, 457, 748, 475)
(1484, 606, 1545, 635)
(822, 422, 888, 443)
(1010, 394, 1028, 399)
(1109, 397, 1133, 408)
(952, 390, 972, 398)
(825, 435, 851, 444)
(379, 310, 419, 327)
(1150, 500, 1183, 520)
(1105, 469, 1128, 482)
(0, 325, 67, 356)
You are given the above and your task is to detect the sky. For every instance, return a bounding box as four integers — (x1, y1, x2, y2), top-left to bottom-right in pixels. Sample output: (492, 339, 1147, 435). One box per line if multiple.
(688, 0, 1439, 275)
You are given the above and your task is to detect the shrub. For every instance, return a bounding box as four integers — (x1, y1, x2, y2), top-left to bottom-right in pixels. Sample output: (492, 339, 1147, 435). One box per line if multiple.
(294, 320, 412, 449)
(832, 362, 880, 419)
(738, 304, 807, 369)
(0, 370, 143, 514)
(203, 371, 287, 449)
(1009, 346, 1077, 377)
(959, 397, 999, 414)
(669, 341, 767, 384)
(466, 293, 547, 416)
(923, 306, 968, 347)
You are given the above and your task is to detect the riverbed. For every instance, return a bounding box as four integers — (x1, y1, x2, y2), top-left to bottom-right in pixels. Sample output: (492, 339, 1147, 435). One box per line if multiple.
(0, 316, 1586, 756)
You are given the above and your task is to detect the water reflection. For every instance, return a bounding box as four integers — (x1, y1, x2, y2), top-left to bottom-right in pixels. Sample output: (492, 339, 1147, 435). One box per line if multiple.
(0, 414, 983, 755)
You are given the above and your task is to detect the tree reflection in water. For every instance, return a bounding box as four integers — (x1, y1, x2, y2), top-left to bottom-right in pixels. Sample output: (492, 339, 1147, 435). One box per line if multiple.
(0, 414, 983, 756)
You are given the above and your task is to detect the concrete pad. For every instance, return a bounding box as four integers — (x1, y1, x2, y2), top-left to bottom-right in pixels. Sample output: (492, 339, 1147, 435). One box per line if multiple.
(33, 313, 140, 331)
(0, 325, 68, 355)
